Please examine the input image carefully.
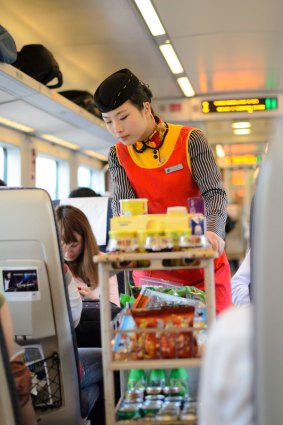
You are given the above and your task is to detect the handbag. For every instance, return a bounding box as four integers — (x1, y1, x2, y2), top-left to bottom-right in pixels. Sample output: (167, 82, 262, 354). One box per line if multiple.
(59, 90, 102, 119)
(75, 300, 121, 348)
(0, 25, 17, 64)
(13, 44, 63, 88)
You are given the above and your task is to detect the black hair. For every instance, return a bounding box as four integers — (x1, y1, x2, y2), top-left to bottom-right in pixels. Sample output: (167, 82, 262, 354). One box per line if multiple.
(129, 83, 155, 115)
(68, 187, 101, 198)
(0, 179, 7, 186)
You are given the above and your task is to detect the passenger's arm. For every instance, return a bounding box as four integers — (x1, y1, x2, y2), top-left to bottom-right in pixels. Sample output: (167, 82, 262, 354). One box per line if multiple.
(1, 298, 37, 425)
(231, 249, 251, 305)
(198, 306, 253, 425)
(65, 266, 83, 327)
(1, 300, 14, 355)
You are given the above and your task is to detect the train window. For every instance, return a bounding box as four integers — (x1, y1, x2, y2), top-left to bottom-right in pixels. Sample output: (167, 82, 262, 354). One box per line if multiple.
(78, 165, 103, 194)
(91, 168, 105, 195)
(78, 166, 91, 187)
(36, 156, 57, 199)
(0, 144, 21, 186)
(36, 156, 69, 199)
(0, 146, 5, 181)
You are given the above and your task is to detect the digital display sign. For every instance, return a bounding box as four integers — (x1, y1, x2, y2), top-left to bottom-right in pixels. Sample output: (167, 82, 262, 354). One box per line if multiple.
(202, 97, 278, 113)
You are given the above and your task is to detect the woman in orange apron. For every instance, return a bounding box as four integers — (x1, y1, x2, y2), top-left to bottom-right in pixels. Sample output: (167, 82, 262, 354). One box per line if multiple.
(94, 68, 231, 314)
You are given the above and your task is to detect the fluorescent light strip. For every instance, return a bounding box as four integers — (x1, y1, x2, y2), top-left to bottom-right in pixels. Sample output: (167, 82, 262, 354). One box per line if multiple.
(159, 44, 183, 74)
(134, 0, 165, 36)
(84, 150, 108, 161)
(233, 128, 251, 135)
(134, 0, 196, 97)
(177, 76, 195, 97)
(41, 134, 79, 150)
(0, 116, 34, 133)
(232, 121, 251, 129)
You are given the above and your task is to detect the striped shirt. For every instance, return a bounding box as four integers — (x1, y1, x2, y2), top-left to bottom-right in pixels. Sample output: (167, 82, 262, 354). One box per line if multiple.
(108, 127, 227, 239)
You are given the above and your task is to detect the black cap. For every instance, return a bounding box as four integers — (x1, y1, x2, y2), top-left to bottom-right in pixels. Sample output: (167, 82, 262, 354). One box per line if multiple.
(93, 68, 140, 112)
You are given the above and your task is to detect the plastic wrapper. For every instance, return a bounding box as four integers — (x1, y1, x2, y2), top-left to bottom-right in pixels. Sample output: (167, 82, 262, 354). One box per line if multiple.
(133, 286, 206, 308)
(113, 306, 200, 360)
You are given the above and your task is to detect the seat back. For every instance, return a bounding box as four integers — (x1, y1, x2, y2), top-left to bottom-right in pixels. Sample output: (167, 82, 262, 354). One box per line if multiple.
(0, 188, 82, 424)
(53, 196, 112, 251)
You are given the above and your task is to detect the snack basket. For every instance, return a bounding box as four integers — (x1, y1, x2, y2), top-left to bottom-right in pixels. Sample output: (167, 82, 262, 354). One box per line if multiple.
(111, 305, 207, 362)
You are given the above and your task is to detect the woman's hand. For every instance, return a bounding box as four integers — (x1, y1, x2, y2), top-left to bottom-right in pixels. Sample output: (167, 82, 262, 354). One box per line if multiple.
(78, 286, 96, 299)
(206, 231, 225, 255)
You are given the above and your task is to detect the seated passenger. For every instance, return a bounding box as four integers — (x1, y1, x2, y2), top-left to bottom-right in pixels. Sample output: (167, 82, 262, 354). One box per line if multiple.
(198, 305, 254, 425)
(55, 204, 120, 306)
(0, 292, 37, 425)
(64, 264, 104, 423)
(231, 249, 251, 305)
(69, 186, 101, 198)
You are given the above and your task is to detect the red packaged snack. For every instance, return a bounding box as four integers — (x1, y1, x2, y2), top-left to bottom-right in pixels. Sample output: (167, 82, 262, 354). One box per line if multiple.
(131, 306, 197, 359)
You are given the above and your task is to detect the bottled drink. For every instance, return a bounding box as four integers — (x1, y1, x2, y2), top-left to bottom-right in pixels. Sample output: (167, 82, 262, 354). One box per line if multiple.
(169, 368, 189, 396)
(127, 369, 147, 390)
(148, 369, 166, 387)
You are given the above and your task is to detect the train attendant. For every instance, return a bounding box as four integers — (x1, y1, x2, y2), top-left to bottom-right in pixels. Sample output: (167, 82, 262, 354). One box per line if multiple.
(94, 68, 231, 313)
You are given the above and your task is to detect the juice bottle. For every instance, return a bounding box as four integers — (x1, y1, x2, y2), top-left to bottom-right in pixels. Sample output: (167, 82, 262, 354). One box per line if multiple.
(127, 369, 147, 390)
(148, 369, 166, 387)
(169, 368, 189, 396)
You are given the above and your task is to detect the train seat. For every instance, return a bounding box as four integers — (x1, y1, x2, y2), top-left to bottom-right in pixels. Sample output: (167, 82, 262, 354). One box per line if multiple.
(53, 195, 112, 252)
(0, 187, 98, 425)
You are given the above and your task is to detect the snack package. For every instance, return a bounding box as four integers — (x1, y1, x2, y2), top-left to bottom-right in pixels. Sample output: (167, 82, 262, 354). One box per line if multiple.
(112, 305, 207, 360)
(131, 306, 197, 359)
(193, 307, 208, 357)
(131, 285, 206, 307)
(112, 311, 138, 360)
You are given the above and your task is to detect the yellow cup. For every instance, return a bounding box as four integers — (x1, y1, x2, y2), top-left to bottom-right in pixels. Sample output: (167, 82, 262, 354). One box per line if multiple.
(119, 198, 148, 216)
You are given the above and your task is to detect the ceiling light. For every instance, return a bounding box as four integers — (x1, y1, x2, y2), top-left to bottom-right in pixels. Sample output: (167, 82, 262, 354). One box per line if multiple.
(232, 121, 251, 129)
(84, 150, 108, 161)
(177, 77, 195, 97)
(134, 0, 165, 36)
(159, 44, 183, 74)
(41, 134, 79, 150)
(233, 128, 251, 135)
(0, 116, 34, 133)
(216, 144, 225, 158)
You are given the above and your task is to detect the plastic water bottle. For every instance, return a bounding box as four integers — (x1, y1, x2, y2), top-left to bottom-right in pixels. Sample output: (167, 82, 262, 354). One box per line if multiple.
(169, 368, 189, 396)
(127, 369, 147, 390)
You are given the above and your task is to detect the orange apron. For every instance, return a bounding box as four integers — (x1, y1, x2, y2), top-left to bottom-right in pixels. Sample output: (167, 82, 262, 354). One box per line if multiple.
(116, 123, 232, 313)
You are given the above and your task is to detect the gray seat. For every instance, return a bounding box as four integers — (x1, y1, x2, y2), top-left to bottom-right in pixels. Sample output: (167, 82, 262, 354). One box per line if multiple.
(0, 187, 98, 425)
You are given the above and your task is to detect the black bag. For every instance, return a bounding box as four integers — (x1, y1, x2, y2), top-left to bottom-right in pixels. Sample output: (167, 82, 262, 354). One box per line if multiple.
(59, 90, 102, 119)
(0, 25, 17, 64)
(13, 44, 63, 88)
(75, 300, 121, 348)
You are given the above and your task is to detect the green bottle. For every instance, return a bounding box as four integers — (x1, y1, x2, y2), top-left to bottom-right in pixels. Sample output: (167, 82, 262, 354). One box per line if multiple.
(148, 369, 166, 387)
(169, 368, 189, 396)
(127, 369, 147, 390)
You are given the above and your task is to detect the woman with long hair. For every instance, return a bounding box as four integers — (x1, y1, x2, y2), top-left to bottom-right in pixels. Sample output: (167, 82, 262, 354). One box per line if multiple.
(55, 204, 119, 305)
